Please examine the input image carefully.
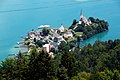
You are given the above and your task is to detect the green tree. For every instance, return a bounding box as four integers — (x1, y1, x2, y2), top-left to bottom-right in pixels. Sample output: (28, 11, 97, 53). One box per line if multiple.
(51, 47, 57, 54)
(57, 66, 69, 80)
(70, 72, 91, 80)
(72, 19, 77, 25)
(42, 28, 49, 36)
(28, 50, 56, 80)
(113, 70, 120, 80)
(54, 37, 58, 42)
(58, 41, 70, 51)
(60, 51, 78, 78)
(0, 58, 16, 80)
(89, 17, 95, 23)
(35, 40, 43, 47)
(90, 72, 108, 80)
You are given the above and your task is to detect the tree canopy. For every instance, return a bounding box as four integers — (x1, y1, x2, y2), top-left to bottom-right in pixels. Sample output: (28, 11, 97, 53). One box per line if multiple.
(1, 39, 120, 80)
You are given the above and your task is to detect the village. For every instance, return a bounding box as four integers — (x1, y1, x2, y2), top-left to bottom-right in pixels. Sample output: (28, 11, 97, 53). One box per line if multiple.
(22, 11, 95, 57)
(25, 24, 76, 56)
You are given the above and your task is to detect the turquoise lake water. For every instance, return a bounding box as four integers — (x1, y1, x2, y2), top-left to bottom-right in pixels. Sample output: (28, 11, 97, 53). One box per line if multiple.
(0, 0, 120, 61)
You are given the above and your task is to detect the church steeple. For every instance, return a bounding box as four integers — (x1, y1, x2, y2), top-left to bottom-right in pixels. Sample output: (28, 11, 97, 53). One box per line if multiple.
(80, 9, 83, 20)
(80, 9, 83, 16)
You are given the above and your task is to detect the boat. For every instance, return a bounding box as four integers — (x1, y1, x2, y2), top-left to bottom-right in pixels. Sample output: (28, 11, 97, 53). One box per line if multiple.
(8, 54, 17, 56)
(17, 41, 24, 45)
(21, 36, 25, 39)
(17, 42, 20, 44)
(14, 46, 20, 48)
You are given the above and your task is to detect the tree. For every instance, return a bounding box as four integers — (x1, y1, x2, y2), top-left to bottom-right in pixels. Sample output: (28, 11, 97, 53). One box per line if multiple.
(42, 28, 49, 36)
(69, 43, 76, 49)
(72, 19, 77, 25)
(34, 38, 36, 43)
(70, 72, 91, 80)
(28, 50, 56, 80)
(57, 66, 69, 80)
(60, 51, 78, 78)
(113, 70, 120, 80)
(1, 39, 120, 79)
(0, 58, 16, 80)
(17, 51, 26, 63)
(35, 40, 43, 47)
(70, 17, 109, 40)
(54, 37, 58, 42)
(50, 47, 57, 54)
(89, 17, 95, 23)
(90, 71, 108, 80)
(58, 41, 70, 51)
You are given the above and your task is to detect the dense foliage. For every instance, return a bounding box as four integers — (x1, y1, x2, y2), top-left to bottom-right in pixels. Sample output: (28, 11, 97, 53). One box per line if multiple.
(42, 28, 50, 36)
(1, 39, 120, 80)
(69, 17, 109, 40)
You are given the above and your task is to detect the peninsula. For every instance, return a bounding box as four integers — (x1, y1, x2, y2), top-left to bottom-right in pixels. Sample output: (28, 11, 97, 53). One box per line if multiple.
(24, 10, 109, 55)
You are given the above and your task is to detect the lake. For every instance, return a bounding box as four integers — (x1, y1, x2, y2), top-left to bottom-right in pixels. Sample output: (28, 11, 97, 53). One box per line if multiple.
(0, 0, 120, 61)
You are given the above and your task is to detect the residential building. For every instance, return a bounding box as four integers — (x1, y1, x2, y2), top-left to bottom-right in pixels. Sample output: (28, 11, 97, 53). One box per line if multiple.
(43, 44, 51, 53)
(59, 24, 65, 32)
(64, 31, 73, 38)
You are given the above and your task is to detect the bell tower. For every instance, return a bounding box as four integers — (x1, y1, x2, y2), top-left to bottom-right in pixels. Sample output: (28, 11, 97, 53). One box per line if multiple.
(80, 9, 83, 20)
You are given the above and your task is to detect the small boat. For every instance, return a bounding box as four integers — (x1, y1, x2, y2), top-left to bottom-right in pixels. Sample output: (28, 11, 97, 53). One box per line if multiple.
(17, 42, 20, 44)
(21, 36, 25, 39)
(17, 41, 24, 45)
(14, 46, 20, 48)
(8, 54, 17, 56)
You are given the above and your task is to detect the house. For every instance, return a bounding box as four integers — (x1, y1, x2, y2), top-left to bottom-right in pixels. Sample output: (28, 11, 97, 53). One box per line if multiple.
(64, 32, 73, 38)
(52, 33, 60, 40)
(59, 24, 65, 32)
(43, 44, 51, 53)
(53, 33, 60, 38)
(48, 52, 54, 58)
(58, 36, 64, 42)
(50, 42, 58, 48)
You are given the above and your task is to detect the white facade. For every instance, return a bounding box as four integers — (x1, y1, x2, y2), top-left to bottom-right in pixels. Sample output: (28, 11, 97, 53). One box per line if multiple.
(80, 10, 91, 25)
(59, 24, 65, 32)
(43, 44, 51, 53)
(64, 32, 73, 38)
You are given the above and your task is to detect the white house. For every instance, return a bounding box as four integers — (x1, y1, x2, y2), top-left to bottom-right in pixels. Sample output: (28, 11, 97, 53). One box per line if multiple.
(59, 24, 65, 32)
(64, 32, 73, 38)
(43, 44, 51, 53)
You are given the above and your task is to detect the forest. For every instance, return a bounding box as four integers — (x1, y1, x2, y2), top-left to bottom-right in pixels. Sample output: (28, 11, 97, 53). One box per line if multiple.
(0, 39, 120, 80)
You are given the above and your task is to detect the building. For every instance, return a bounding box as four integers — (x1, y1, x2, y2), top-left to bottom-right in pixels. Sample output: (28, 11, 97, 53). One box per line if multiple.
(43, 44, 51, 53)
(79, 10, 91, 25)
(59, 24, 65, 32)
(50, 42, 58, 48)
(64, 31, 73, 38)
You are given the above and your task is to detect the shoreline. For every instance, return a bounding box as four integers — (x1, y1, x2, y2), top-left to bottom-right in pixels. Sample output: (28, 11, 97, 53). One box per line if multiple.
(16, 12, 109, 54)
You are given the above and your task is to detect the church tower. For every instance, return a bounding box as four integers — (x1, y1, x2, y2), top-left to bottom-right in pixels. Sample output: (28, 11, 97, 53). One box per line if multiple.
(80, 9, 82, 16)
(80, 9, 83, 20)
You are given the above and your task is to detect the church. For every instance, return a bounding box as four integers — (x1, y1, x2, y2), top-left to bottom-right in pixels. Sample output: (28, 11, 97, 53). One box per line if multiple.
(78, 10, 91, 25)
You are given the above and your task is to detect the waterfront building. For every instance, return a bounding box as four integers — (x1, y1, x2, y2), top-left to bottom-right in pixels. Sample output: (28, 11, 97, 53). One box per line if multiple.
(59, 24, 65, 32)
(78, 10, 91, 25)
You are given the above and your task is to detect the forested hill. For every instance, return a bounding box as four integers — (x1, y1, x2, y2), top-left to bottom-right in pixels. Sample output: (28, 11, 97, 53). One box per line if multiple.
(69, 17, 109, 40)
(1, 39, 120, 80)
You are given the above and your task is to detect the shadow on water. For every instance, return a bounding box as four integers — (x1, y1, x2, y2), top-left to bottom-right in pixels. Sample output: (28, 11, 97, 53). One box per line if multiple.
(80, 31, 108, 46)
